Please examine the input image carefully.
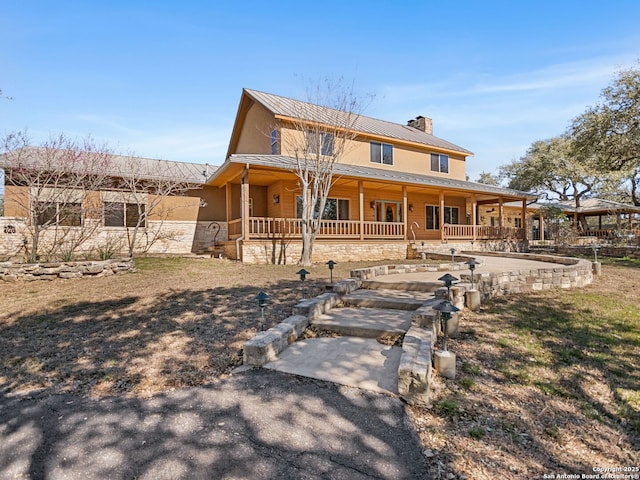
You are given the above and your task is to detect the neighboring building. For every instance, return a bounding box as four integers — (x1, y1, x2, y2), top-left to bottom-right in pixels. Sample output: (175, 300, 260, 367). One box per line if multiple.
(1, 88, 539, 263)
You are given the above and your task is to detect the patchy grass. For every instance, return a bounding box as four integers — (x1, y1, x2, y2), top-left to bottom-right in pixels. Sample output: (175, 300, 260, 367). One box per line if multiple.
(0, 256, 385, 398)
(410, 262, 640, 479)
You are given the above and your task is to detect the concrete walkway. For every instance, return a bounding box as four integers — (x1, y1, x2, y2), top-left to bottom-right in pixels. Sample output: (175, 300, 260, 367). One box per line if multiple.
(264, 254, 568, 395)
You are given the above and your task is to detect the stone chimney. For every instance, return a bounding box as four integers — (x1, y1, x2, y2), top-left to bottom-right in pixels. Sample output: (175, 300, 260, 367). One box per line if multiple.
(407, 115, 433, 135)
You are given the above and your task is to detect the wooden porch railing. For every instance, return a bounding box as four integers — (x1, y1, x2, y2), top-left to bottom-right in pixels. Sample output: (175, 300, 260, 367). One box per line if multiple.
(442, 224, 525, 241)
(228, 217, 405, 240)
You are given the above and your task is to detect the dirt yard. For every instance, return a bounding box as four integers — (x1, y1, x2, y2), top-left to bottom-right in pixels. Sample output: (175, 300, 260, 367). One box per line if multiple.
(0, 255, 638, 479)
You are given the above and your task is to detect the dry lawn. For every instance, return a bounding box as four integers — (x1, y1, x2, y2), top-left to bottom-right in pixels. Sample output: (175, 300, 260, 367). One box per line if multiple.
(0, 257, 356, 398)
(411, 258, 640, 479)
(0, 255, 638, 479)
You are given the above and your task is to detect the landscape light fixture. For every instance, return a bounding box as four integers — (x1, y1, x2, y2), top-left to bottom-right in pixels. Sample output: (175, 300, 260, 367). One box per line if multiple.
(433, 300, 460, 351)
(450, 248, 457, 263)
(326, 260, 336, 284)
(592, 244, 600, 263)
(438, 273, 459, 301)
(296, 268, 310, 298)
(421, 240, 426, 260)
(254, 291, 270, 331)
(465, 258, 480, 290)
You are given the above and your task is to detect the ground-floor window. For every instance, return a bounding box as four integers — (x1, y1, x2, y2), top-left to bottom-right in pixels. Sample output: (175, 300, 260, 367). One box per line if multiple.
(36, 202, 82, 227)
(425, 205, 459, 230)
(296, 196, 349, 220)
(104, 202, 146, 227)
(514, 217, 522, 228)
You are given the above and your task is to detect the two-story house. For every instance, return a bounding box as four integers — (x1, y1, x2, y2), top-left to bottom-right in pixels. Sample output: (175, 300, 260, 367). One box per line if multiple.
(205, 89, 534, 263)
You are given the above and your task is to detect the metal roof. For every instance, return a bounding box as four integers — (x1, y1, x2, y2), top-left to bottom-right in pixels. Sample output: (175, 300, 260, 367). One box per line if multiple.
(0, 147, 212, 185)
(221, 154, 534, 199)
(504, 198, 640, 213)
(244, 89, 474, 156)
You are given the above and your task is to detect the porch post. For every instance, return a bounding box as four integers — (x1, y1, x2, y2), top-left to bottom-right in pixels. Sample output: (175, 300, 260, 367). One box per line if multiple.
(498, 197, 504, 228)
(402, 186, 408, 240)
(540, 213, 545, 242)
(439, 191, 445, 242)
(521, 199, 527, 241)
(225, 181, 232, 222)
(359, 181, 364, 240)
(599, 215, 602, 230)
(241, 167, 250, 239)
(471, 194, 477, 241)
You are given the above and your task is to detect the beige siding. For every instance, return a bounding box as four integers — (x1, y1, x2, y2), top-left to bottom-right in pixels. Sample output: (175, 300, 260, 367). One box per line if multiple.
(235, 101, 275, 154)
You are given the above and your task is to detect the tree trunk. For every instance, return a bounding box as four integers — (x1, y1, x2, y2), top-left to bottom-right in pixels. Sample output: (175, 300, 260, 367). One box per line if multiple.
(299, 227, 314, 266)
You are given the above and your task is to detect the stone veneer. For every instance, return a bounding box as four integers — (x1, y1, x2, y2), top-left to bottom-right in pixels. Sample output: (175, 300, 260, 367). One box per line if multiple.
(240, 240, 409, 264)
(0, 258, 134, 282)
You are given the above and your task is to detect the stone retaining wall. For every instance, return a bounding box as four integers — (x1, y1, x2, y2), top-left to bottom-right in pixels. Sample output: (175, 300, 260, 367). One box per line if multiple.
(350, 259, 475, 280)
(351, 252, 593, 301)
(460, 252, 593, 300)
(0, 258, 134, 282)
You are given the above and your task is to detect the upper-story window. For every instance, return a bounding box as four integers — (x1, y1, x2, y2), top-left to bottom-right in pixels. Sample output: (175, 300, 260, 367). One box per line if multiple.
(270, 129, 278, 154)
(430, 153, 449, 173)
(370, 142, 393, 165)
(307, 131, 334, 156)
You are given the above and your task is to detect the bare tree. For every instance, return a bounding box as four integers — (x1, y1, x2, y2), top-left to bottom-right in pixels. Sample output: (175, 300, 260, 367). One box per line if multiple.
(0, 132, 113, 262)
(111, 154, 200, 257)
(280, 80, 367, 266)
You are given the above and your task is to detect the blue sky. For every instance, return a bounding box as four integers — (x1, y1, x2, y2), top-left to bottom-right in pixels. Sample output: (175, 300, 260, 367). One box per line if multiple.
(1, 1, 639, 181)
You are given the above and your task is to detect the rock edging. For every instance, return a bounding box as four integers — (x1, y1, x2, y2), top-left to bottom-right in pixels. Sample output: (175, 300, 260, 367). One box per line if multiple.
(0, 258, 135, 282)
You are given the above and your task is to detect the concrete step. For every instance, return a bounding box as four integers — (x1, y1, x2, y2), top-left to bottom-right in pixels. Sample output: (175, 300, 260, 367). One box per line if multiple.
(311, 307, 413, 338)
(263, 337, 402, 395)
(341, 288, 432, 311)
(362, 279, 441, 293)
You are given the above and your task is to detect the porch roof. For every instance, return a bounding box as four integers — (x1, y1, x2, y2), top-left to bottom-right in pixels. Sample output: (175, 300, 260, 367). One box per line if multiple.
(507, 198, 640, 215)
(208, 154, 536, 201)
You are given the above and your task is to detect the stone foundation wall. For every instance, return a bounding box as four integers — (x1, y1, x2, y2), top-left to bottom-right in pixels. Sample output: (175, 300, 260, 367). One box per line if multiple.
(0, 258, 134, 282)
(241, 240, 409, 264)
(192, 221, 229, 252)
(0, 217, 201, 260)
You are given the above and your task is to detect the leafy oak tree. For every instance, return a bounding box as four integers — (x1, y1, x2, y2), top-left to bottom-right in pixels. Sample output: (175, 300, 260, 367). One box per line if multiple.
(571, 64, 640, 204)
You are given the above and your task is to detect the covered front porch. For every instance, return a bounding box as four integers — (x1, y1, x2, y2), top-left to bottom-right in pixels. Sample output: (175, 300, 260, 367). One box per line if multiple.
(207, 155, 533, 261)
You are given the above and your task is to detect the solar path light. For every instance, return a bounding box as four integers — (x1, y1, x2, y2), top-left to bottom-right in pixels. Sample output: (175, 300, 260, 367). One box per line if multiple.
(296, 268, 310, 298)
(465, 257, 480, 290)
(592, 244, 602, 276)
(438, 273, 458, 301)
(433, 300, 460, 352)
(326, 260, 336, 284)
(450, 248, 457, 263)
(254, 291, 269, 331)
